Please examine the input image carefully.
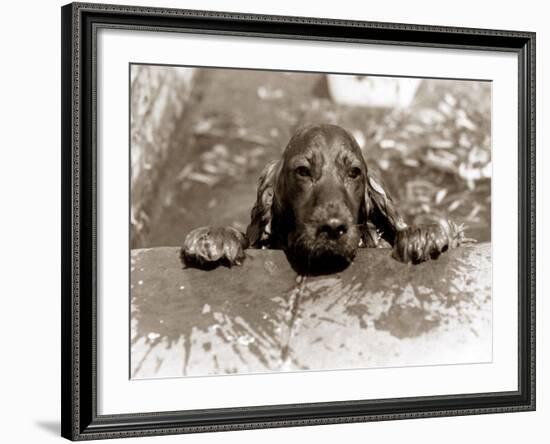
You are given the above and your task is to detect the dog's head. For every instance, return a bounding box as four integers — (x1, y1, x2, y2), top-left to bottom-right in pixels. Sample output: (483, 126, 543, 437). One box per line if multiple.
(246, 124, 405, 273)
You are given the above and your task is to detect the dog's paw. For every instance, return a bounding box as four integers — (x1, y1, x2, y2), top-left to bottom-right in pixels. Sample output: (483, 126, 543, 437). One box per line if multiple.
(180, 226, 248, 269)
(392, 220, 473, 264)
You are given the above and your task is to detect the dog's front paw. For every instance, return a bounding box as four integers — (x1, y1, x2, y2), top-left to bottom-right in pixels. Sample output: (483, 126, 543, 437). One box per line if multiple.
(180, 226, 248, 269)
(392, 220, 471, 264)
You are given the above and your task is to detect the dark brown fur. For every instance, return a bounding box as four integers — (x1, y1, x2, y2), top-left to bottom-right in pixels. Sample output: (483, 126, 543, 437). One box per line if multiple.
(181, 124, 454, 274)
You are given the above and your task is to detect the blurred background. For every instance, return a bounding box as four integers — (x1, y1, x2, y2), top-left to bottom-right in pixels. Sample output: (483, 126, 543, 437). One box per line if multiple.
(130, 65, 491, 249)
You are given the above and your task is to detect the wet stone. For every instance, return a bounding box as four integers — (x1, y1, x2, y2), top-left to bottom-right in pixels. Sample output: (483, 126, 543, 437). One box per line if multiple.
(131, 244, 492, 378)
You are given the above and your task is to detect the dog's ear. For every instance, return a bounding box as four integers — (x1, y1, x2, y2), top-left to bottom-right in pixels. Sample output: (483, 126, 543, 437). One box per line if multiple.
(246, 160, 280, 247)
(362, 170, 407, 246)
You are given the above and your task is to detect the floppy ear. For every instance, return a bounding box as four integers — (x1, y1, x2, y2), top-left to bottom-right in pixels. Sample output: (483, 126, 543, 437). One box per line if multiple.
(245, 160, 280, 247)
(362, 170, 407, 246)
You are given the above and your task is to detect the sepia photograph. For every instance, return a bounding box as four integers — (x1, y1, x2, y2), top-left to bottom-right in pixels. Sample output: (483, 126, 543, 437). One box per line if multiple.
(129, 64, 492, 379)
(57, 2, 537, 440)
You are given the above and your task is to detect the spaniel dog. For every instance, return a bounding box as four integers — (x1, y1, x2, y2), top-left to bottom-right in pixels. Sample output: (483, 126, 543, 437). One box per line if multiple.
(181, 124, 467, 274)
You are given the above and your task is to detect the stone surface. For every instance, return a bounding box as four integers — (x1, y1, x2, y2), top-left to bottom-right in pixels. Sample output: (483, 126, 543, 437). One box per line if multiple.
(130, 244, 492, 379)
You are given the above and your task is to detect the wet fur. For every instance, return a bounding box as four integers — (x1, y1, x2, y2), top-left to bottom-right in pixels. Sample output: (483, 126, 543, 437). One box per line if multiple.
(182, 124, 455, 273)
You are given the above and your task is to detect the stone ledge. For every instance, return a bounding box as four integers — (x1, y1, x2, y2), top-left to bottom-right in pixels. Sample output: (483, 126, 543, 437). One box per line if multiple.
(131, 244, 491, 379)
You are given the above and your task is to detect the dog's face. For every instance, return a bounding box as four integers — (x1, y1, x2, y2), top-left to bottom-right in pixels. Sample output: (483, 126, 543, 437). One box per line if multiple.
(271, 124, 367, 270)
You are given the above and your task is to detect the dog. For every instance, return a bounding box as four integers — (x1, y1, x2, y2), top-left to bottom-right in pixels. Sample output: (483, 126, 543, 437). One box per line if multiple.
(181, 124, 465, 274)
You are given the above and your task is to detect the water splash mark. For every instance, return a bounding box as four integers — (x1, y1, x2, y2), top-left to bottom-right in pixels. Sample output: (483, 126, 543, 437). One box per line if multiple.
(280, 275, 308, 368)
(374, 283, 440, 338)
(131, 336, 162, 378)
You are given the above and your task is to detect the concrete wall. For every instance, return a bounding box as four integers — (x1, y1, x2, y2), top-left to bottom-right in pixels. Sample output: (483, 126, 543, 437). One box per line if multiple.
(130, 65, 196, 247)
(130, 245, 491, 379)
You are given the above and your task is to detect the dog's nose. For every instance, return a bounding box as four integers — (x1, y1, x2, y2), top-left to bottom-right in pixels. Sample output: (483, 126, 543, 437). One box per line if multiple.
(318, 218, 348, 239)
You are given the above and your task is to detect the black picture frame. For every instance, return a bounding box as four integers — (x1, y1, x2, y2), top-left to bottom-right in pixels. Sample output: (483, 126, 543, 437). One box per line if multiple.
(61, 2, 536, 440)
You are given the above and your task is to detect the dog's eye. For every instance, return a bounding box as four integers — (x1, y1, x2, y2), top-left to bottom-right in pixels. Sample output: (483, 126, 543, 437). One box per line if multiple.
(348, 167, 362, 179)
(296, 166, 311, 177)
